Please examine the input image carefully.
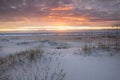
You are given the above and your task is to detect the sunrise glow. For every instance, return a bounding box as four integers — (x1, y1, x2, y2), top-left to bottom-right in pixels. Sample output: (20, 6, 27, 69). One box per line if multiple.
(0, 26, 119, 32)
(0, 0, 119, 32)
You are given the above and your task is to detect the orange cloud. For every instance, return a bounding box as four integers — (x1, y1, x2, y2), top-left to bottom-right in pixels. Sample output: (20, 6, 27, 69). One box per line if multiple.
(62, 17, 87, 21)
(51, 4, 74, 11)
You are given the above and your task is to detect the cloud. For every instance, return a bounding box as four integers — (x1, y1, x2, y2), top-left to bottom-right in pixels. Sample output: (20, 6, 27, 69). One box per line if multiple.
(51, 4, 74, 11)
(0, 0, 120, 27)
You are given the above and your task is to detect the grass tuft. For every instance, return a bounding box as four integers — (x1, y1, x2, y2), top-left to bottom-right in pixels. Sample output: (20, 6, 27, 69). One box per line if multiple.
(98, 43, 111, 51)
(0, 48, 44, 67)
(0, 48, 66, 80)
(82, 45, 96, 55)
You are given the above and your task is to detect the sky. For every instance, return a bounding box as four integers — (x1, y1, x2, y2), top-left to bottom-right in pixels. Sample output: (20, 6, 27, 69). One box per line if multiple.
(0, 0, 120, 32)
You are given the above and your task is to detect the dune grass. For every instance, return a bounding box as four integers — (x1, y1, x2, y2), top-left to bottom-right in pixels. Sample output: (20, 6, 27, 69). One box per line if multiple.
(82, 45, 95, 55)
(0, 48, 44, 66)
(75, 42, 118, 56)
(0, 48, 44, 75)
(98, 43, 111, 51)
(0, 48, 66, 80)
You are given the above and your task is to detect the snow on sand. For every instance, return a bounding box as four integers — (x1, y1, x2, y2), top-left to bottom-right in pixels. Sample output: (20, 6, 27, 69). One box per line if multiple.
(0, 33, 120, 80)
